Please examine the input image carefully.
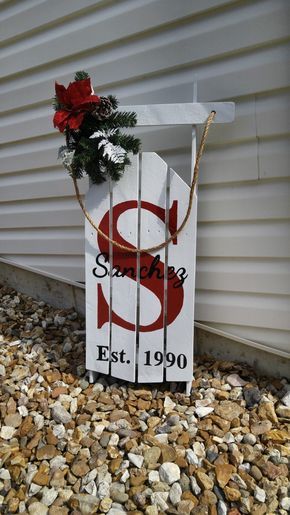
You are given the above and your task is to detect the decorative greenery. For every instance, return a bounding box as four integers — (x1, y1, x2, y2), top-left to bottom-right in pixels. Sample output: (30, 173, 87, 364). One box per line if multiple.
(53, 71, 140, 184)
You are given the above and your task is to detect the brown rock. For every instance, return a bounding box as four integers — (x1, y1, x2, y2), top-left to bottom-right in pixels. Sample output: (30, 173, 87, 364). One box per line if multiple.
(51, 387, 68, 399)
(32, 463, 50, 486)
(251, 420, 272, 436)
(261, 460, 282, 480)
(250, 465, 263, 481)
(224, 486, 241, 502)
(50, 469, 67, 488)
(143, 446, 161, 468)
(49, 508, 69, 515)
(109, 409, 130, 422)
(251, 505, 267, 515)
(263, 429, 290, 442)
(71, 460, 90, 477)
(137, 399, 151, 410)
(147, 417, 160, 428)
(46, 427, 58, 445)
(7, 498, 20, 513)
(109, 458, 122, 474)
(196, 470, 214, 490)
(19, 416, 35, 437)
(215, 464, 236, 488)
(44, 370, 62, 383)
(4, 413, 22, 427)
(130, 468, 147, 486)
(276, 404, 290, 418)
(210, 416, 231, 432)
(134, 389, 152, 400)
(160, 444, 177, 463)
(7, 397, 17, 414)
(200, 490, 217, 505)
(214, 401, 243, 421)
(177, 432, 190, 446)
(36, 444, 57, 460)
(182, 491, 199, 505)
(178, 500, 196, 514)
(258, 402, 278, 424)
(27, 431, 42, 450)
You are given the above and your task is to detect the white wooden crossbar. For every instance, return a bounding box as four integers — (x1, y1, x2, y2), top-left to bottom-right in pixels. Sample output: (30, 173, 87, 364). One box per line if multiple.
(119, 102, 235, 126)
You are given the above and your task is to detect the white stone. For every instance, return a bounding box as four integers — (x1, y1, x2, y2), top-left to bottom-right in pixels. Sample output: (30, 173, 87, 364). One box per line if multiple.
(34, 414, 44, 430)
(164, 396, 176, 414)
(226, 373, 247, 387)
(109, 434, 119, 446)
(243, 433, 257, 445)
(281, 498, 290, 511)
(192, 441, 205, 457)
(186, 449, 199, 465)
(98, 480, 111, 499)
(169, 482, 182, 506)
(53, 424, 66, 438)
(107, 509, 126, 515)
(281, 391, 290, 407)
(159, 463, 180, 485)
(41, 487, 58, 506)
(92, 383, 104, 394)
(0, 365, 5, 376)
(120, 470, 130, 483)
(18, 405, 28, 417)
(28, 502, 48, 515)
(254, 486, 266, 503)
(195, 406, 214, 418)
(50, 456, 67, 470)
(0, 469, 10, 480)
(148, 470, 160, 484)
(218, 500, 228, 515)
(0, 426, 16, 440)
(223, 432, 235, 443)
(154, 434, 168, 444)
(190, 476, 201, 495)
(29, 483, 42, 496)
(128, 453, 144, 468)
(151, 492, 169, 511)
(51, 404, 72, 424)
(84, 480, 97, 496)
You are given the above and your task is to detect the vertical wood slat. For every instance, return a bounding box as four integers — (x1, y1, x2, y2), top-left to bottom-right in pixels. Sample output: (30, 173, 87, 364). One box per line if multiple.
(85, 181, 111, 375)
(138, 153, 167, 382)
(110, 155, 139, 381)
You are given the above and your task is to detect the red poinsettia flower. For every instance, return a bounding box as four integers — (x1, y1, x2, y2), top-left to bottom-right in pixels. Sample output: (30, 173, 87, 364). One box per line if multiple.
(53, 78, 100, 132)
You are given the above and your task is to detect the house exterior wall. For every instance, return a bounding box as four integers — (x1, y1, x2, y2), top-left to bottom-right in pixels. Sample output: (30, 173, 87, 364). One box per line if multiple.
(0, 0, 289, 356)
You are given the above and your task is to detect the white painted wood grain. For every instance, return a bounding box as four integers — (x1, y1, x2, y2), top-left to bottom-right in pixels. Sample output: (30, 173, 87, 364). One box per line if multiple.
(85, 181, 110, 375)
(110, 155, 139, 381)
(138, 152, 167, 382)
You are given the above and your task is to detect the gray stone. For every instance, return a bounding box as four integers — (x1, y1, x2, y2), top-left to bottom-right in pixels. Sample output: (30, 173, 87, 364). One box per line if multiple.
(128, 452, 144, 468)
(217, 500, 228, 515)
(254, 485, 266, 503)
(51, 404, 72, 424)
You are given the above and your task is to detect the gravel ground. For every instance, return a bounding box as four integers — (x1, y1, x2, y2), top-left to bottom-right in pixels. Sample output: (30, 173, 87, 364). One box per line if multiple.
(0, 284, 289, 515)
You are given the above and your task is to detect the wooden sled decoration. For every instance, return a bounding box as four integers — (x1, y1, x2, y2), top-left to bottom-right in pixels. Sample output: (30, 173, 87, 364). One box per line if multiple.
(85, 102, 235, 391)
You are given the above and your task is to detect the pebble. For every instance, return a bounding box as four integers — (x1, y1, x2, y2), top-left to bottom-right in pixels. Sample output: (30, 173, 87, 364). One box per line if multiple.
(159, 462, 181, 485)
(0, 284, 289, 515)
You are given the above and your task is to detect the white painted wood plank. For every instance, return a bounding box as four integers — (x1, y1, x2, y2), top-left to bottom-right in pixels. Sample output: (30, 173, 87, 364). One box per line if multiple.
(196, 258, 290, 295)
(138, 152, 167, 383)
(121, 103, 235, 125)
(1, 9, 289, 112)
(165, 171, 196, 382)
(196, 291, 290, 331)
(85, 181, 110, 375)
(110, 155, 139, 381)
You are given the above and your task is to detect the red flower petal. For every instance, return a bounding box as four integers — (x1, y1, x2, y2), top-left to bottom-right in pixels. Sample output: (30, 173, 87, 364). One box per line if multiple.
(67, 111, 85, 130)
(53, 110, 70, 132)
(55, 83, 70, 107)
(67, 79, 94, 107)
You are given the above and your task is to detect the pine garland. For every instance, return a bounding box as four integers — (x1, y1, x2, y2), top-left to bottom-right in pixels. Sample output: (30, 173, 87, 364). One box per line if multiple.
(53, 71, 140, 184)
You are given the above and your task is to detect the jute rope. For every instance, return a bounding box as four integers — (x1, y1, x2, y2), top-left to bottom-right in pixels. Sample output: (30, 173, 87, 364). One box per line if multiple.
(73, 110, 216, 254)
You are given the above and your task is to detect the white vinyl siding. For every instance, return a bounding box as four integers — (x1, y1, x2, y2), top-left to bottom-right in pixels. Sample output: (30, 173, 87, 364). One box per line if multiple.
(0, 0, 289, 356)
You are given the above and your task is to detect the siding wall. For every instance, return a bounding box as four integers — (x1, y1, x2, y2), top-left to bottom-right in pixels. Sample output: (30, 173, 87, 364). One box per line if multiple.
(0, 0, 289, 356)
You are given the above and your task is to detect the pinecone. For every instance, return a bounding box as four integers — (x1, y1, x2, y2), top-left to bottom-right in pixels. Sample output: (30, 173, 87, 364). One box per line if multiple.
(92, 96, 113, 120)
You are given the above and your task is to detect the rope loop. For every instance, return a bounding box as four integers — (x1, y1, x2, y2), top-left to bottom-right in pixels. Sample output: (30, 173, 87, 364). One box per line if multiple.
(73, 110, 216, 254)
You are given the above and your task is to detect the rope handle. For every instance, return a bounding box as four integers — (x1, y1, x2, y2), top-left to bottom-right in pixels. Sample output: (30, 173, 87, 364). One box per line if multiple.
(73, 110, 216, 254)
